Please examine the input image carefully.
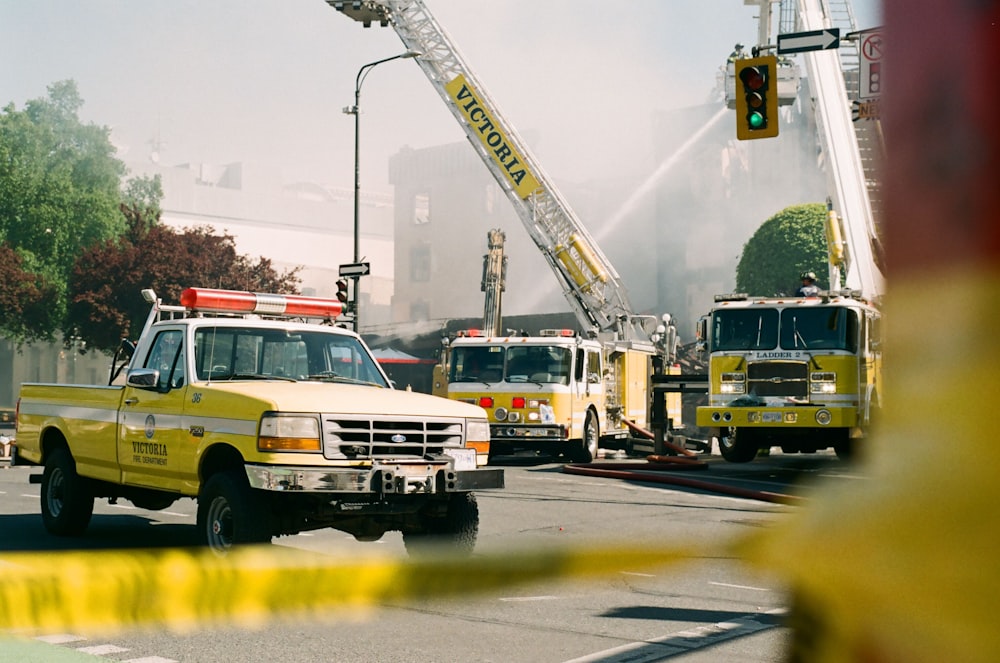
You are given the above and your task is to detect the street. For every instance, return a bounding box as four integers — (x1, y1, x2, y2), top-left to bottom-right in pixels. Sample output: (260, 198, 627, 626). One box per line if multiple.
(0, 452, 857, 662)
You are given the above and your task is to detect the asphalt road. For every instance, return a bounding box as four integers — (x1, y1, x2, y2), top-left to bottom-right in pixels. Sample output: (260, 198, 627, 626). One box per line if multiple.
(0, 450, 857, 662)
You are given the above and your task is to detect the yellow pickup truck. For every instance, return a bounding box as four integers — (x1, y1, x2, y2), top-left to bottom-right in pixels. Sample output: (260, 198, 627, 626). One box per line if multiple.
(15, 287, 503, 554)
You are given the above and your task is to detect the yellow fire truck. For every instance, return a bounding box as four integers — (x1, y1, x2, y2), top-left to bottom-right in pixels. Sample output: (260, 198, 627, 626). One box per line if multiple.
(437, 329, 670, 462)
(695, 290, 881, 462)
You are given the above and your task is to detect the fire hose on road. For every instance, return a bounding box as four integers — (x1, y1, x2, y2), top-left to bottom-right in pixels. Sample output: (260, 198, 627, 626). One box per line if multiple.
(563, 418, 803, 505)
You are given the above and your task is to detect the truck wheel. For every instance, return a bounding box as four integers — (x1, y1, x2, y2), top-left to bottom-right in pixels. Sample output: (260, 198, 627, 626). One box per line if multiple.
(718, 428, 759, 463)
(41, 447, 94, 536)
(197, 470, 272, 553)
(573, 411, 600, 463)
(402, 492, 479, 556)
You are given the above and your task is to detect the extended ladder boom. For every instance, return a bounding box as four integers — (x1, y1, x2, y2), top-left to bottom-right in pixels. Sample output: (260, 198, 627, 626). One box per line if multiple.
(797, 0, 886, 299)
(328, 0, 643, 340)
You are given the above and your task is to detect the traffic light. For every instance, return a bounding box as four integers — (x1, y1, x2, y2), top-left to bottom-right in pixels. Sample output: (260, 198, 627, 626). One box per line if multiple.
(735, 55, 779, 140)
(336, 279, 350, 304)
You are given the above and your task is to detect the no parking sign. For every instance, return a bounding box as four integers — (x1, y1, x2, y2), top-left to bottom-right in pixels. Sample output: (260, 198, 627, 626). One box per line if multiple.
(859, 30, 883, 100)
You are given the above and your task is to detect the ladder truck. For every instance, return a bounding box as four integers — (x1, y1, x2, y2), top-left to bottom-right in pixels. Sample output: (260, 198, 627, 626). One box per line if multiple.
(696, 0, 885, 462)
(328, 0, 681, 462)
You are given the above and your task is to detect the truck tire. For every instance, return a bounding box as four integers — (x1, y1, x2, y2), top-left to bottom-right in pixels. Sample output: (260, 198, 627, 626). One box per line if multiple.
(573, 410, 600, 463)
(197, 470, 272, 553)
(402, 492, 479, 556)
(41, 447, 95, 536)
(718, 428, 759, 463)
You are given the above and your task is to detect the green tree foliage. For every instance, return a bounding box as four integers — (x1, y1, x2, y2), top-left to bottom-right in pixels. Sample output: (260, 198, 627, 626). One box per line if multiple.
(66, 199, 302, 353)
(736, 203, 829, 296)
(0, 80, 126, 340)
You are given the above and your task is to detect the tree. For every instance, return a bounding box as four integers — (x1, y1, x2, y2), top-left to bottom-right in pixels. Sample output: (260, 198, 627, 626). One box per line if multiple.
(0, 80, 126, 340)
(0, 245, 61, 340)
(65, 199, 302, 353)
(735, 203, 829, 297)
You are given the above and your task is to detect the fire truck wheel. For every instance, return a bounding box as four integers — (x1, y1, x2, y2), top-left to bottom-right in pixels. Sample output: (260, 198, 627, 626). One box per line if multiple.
(41, 446, 95, 536)
(197, 470, 272, 553)
(402, 492, 479, 556)
(718, 428, 759, 463)
(574, 411, 600, 463)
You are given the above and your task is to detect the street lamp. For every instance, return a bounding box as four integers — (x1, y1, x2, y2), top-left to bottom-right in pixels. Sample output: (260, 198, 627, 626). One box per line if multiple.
(343, 49, 421, 332)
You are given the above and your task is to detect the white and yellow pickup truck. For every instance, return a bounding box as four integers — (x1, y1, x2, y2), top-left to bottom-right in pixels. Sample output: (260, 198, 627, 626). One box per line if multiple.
(15, 287, 503, 554)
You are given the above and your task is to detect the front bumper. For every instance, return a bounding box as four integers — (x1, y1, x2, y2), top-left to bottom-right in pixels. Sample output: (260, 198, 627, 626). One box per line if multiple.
(245, 460, 504, 494)
(696, 405, 859, 429)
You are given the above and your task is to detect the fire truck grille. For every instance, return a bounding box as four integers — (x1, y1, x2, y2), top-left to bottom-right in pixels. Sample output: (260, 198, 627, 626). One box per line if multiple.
(747, 361, 808, 398)
(322, 414, 465, 459)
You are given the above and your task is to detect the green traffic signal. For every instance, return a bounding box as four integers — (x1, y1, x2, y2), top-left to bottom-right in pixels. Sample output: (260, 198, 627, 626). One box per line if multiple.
(734, 55, 779, 140)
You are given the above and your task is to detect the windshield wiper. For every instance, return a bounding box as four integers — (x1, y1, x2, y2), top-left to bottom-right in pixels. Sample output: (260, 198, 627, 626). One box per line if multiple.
(214, 372, 297, 382)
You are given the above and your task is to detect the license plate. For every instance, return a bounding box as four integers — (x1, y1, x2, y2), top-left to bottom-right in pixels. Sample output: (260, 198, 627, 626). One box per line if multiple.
(762, 412, 782, 423)
(445, 448, 476, 470)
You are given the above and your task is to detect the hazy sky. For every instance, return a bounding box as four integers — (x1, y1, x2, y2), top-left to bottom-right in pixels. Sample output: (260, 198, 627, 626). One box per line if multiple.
(0, 0, 881, 195)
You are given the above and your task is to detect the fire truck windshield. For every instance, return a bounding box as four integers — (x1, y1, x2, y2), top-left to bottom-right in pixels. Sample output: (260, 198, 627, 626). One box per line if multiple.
(712, 307, 859, 353)
(450, 345, 572, 385)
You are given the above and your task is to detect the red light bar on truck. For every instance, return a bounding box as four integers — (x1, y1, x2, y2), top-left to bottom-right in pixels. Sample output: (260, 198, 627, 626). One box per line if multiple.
(179, 288, 343, 319)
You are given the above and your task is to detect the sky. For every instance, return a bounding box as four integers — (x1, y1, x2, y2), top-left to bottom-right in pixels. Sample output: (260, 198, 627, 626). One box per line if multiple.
(0, 0, 882, 197)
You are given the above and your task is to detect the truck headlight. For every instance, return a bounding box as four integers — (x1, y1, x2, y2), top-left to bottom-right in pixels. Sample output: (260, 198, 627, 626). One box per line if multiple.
(466, 418, 490, 444)
(465, 418, 491, 461)
(259, 414, 321, 452)
(810, 372, 837, 394)
(720, 372, 746, 394)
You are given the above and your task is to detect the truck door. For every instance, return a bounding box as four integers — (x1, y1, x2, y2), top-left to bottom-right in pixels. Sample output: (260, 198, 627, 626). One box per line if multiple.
(118, 328, 189, 491)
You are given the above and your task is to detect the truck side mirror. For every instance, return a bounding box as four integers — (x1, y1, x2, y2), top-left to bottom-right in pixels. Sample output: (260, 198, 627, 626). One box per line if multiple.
(126, 368, 160, 389)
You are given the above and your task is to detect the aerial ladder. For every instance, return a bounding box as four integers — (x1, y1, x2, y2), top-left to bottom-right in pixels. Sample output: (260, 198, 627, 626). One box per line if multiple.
(327, 0, 656, 346)
(796, 0, 885, 298)
(480, 229, 507, 338)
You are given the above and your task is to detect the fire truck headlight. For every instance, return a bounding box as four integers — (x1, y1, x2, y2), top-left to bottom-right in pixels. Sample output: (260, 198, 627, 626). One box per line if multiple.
(815, 409, 833, 425)
(720, 372, 746, 394)
(259, 415, 321, 452)
(810, 372, 837, 394)
(493, 407, 508, 422)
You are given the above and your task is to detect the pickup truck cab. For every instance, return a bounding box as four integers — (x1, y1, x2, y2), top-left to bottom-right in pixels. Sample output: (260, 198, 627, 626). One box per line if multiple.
(15, 287, 503, 554)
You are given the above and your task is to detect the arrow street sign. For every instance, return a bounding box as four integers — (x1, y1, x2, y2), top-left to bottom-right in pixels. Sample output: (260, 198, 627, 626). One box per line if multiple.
(777, 28, 840, 54)
(339, 262, 371, 277)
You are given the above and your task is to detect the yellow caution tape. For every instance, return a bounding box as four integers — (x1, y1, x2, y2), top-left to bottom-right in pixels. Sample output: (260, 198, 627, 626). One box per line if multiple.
(0, 542, 710, 634)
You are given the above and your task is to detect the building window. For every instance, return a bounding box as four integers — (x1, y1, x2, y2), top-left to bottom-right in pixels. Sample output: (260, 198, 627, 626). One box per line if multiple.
(410, 243, 431, 282)
(413, 192, 430, 225)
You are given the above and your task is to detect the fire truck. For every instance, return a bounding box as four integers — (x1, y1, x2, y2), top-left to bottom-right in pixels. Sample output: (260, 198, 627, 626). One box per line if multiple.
(697, 0, 886, 462)
(329, 0, 681, 461)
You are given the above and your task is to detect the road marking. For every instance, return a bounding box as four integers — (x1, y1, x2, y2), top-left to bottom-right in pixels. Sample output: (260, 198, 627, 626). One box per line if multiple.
(709, 581, 771, 591)
(498, 595, 560, 602)
(123, 657, 179, 663)
(620, 571, 656, 577)
(35, 634, 86, 644)
(78, 644, 130, 655)
(562, 608, 785, 663)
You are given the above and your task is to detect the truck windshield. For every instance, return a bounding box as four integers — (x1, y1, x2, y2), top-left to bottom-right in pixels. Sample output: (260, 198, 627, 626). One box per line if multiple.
(449, 344, 572, 385)
(779, 307, 859, 352)
(712, 309, 779, 351)
(450, 345, 505, 384)
(193, 327, 388, 386)
(505, 345, 571, 384)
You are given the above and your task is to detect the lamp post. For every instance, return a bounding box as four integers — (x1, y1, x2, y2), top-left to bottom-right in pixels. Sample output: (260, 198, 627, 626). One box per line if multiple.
(344, 49, 420, 333)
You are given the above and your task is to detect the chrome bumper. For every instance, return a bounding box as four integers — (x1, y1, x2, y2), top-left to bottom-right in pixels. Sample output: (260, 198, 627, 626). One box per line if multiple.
(245, 461, 504, 494)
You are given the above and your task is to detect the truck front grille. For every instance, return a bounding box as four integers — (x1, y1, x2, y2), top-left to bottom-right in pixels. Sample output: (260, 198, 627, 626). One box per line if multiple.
(322, 414, 465, 459)
(747, 361, 808, 398)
